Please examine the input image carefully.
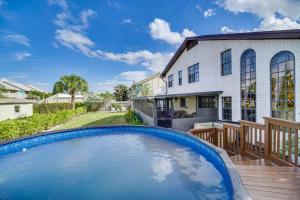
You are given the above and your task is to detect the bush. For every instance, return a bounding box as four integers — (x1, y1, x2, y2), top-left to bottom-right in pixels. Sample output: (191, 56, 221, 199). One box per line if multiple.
(111, 103, 122, 112)
(85, 95, 104, 112)
(124, 109, 142, 125)
(34, 103, 85, 114)
(0, 108, 85, 141)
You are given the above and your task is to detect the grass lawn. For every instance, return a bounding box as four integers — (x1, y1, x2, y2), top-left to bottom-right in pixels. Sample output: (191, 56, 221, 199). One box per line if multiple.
(54, 112, 142, 131)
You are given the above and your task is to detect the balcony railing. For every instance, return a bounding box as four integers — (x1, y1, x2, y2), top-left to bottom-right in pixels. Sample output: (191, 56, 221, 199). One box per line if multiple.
(189, 117, 300, 167)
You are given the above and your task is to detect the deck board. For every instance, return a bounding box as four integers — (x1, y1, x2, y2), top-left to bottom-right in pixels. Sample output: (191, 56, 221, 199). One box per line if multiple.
(230, 155, 300, 200)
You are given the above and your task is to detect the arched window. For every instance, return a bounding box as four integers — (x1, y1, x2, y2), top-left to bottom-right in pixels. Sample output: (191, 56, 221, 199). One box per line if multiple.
(241, 49, 256, 122)
(270, 51, 295, 121)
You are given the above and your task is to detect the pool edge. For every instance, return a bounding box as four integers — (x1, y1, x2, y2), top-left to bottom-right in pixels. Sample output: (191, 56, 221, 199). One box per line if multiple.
(0, 125, 251, 200)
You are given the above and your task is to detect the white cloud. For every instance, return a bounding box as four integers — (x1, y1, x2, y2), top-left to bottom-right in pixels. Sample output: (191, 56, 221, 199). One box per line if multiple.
(149, 18, 196, 45)
(50, 1, 173, 74)
(95, 70, 151, 92)
(97, 50, 173, 72)
(3, 34, 30, 47)
(14, 52, 31, 60)
(122, 18, 133, 25)
(220, 26, 235, 34)
(50, 0, 96, 32)
(79, 9, 97, 29)
(204, 9, 216, 18)
(119, 71, 147, 82)
(219, 0, 300, 31)
(195, 5, 202, 12)
(55, 29, 97, 57)
(48, 0, 68, 10)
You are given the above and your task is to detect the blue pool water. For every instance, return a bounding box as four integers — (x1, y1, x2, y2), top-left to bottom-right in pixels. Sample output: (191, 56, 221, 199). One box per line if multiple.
(0, 127, 234, 200)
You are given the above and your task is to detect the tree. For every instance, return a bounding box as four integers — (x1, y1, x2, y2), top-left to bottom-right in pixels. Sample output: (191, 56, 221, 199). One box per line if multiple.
(113, 84, 128, 101)
(140, 84, 152, 97)
(0, 85, 4, 98)
(53, 74, 88, 109)
(99, 92, 113, 102)
(28, 90, 51, 100)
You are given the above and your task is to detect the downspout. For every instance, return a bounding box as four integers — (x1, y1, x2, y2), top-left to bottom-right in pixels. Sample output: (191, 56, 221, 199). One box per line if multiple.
(160, 74, 167, 95)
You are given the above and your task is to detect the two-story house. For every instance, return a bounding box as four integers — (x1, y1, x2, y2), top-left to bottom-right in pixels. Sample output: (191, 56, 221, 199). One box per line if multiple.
(133, 29, 300, 131)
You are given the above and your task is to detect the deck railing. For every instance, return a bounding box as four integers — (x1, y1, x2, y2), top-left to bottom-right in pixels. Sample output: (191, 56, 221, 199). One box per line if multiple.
(189, 117, 300, 167)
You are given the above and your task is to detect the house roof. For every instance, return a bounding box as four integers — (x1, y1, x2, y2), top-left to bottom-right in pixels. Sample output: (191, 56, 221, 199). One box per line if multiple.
(134, 91, 222, 100)
(161, 29, 300, 77)
(25, 84, 45, 93)
(49, 93, 84, 98)
(0, 80, 19, 91)
(3, 80, 33, 92)
(0, 98, 35, 104)
(132, 72, 161, 86)
(0, 79, 45, 93)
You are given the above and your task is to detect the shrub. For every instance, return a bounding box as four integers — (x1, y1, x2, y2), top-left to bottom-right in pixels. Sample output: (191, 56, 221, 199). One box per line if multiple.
(111, 103, 122, 112)
(85, 95, 104, 112)
(34, 103, 85, 114)
(0, 108, 85, 141)
(124, 109, 142, 125)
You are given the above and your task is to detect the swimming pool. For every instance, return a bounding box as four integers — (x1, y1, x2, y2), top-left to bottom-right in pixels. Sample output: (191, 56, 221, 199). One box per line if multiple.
(0, 126, 249, 200)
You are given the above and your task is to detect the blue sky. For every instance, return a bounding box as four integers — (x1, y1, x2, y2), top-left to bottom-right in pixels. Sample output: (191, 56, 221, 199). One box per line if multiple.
(0, 0, 299, 92)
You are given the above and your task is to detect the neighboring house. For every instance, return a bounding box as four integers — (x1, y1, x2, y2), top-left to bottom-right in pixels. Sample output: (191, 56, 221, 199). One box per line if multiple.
(42, 93, 86, 103)
(0, 98, 34, 121)
(0, 79, 45, 99)
(133, 29, 300, 131)
(130, 73, 165, 98)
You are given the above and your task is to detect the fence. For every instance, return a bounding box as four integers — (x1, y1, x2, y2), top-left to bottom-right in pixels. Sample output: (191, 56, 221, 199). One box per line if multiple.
(189, 117, 300, 167)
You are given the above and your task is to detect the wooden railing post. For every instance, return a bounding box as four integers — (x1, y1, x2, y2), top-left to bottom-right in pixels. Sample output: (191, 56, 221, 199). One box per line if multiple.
(223, 127, 228, 151)
(214, 128, 218, 146)
(240, 122, 245, 156)
(264, 118, 271, 160)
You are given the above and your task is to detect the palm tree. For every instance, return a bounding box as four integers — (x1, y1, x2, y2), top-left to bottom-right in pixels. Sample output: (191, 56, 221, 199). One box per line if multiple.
(113, 84, 129, 101)
(53, 74, 88, 109)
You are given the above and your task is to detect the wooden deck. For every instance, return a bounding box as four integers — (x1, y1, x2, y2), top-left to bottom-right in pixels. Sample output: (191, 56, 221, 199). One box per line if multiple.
(230, 155, 300, 200)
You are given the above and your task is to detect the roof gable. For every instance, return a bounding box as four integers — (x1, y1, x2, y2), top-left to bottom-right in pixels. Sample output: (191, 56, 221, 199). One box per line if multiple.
(161, 29, 300, 77)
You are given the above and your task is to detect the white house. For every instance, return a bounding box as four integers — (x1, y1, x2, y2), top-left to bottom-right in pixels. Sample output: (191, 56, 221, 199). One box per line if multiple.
(130, 73, 165, 97)
(133, 29, 300, 130)
(0, 98, 34, 121)
(0, 79, 45, 99)
(42, 93, 86, 104)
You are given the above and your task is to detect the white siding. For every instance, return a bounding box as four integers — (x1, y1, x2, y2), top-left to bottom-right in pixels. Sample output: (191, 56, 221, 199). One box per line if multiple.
(0, 104, 33, 121)
(165, 39, 300, 123)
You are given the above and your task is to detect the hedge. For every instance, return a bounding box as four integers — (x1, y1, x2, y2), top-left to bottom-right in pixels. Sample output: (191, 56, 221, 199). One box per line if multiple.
(124, 109, 143, 125)
(34, 103, 85, 114)
(0, 108, 85, 141)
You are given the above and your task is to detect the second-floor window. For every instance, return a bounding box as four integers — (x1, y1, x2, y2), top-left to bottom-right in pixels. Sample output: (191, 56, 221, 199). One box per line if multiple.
(168, 74, 174, 88)
(178, 70, 182, 85)
(221, 49, 232, 76)
(188, 63, 199, 83)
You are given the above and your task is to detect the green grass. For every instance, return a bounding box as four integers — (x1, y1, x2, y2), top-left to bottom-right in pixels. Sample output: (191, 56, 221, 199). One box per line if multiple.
(54, 112, 142, 130)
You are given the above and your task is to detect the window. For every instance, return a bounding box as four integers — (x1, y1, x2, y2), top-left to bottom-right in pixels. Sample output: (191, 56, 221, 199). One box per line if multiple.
(221, 49, 232, 76)
(180, 98, 187, 108)
(188, 63, 199, 83)
(178, 70, 182, 85)
(168, 74, 174, 88)
(222, 97, 232, 121)
(270, 51, 295, 121)
(14, 105, 20, 113)
(198, 96, 216, 108)
(241, 49, 256, 122)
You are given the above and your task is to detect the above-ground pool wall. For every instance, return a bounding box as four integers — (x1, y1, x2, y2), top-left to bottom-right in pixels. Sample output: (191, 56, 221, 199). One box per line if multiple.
(134, 109, 155, 126)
